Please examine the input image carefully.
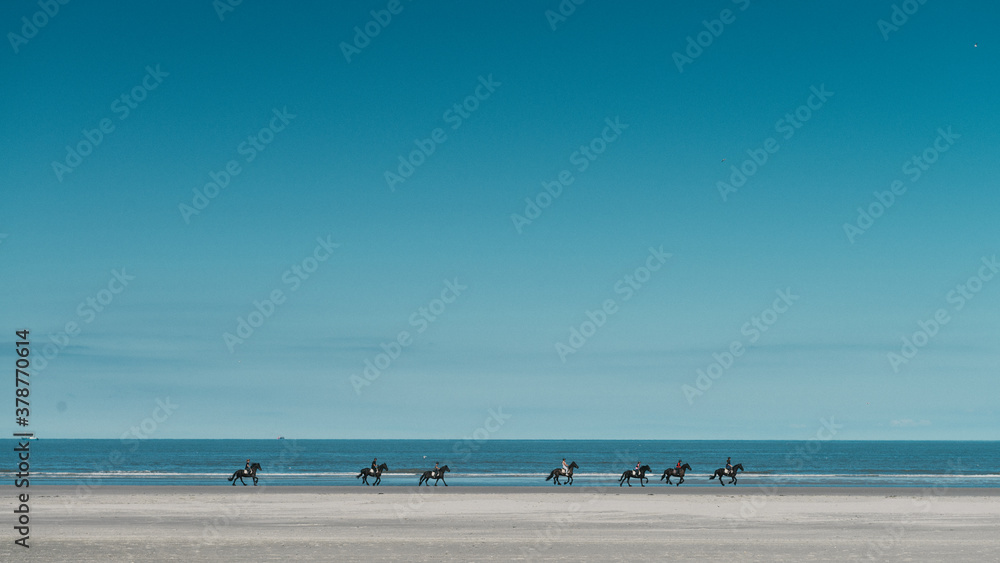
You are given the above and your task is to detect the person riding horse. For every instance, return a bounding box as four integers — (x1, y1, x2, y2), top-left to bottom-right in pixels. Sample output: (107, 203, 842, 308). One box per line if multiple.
(634, 461, 642, 477)
(371, 457, 378, 473)
(725, 457, 732, 475)
(245, 459, 251, 473)
(432, 462, 440, 479)
(562, 458, 569, 476)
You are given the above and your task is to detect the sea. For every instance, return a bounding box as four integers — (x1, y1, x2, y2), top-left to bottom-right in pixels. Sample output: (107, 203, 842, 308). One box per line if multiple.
(6, 439, 999, 488)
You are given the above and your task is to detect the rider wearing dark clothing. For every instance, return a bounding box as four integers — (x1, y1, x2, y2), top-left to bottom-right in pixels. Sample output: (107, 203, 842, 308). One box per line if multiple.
(245, 459, 251, 473)
(725, 457, 732, 474)
(371, 458, 378, 472)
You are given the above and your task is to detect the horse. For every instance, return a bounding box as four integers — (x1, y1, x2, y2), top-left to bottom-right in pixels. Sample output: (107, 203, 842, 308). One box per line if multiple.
(545, 461, 578, 485)
(418, 465, 450, 486)
(660, 463, 692, 486)
(357, 462, 389, 486)
(709, 463, 744, 486)
(227, 462, 262, 486)
(619, 465, 652, 487)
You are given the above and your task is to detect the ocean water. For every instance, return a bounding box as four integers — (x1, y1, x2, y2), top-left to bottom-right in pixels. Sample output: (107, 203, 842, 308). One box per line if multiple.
(6, 439, 999, 488)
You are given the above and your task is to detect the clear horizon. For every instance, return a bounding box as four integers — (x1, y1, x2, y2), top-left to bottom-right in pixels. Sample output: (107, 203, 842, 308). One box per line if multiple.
(2, 1, 998, 441)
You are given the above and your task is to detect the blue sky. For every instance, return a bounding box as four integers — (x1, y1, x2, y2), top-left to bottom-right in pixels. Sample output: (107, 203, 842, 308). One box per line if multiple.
(2, 0, 997, 439)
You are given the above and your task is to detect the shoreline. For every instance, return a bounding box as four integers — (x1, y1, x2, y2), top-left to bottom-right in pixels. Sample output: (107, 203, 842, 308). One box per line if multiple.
(12, 484, 1000, 496)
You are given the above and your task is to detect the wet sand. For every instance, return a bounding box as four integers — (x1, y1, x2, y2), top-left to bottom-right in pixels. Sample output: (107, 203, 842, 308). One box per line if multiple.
(4, 486, 999, 561)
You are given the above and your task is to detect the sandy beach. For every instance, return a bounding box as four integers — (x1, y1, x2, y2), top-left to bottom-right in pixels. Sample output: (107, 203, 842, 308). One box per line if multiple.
(3, 486, 998, 561)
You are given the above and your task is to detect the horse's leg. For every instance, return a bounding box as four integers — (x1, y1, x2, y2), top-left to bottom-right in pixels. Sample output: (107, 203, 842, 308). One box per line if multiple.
(441, 476, 447, 486)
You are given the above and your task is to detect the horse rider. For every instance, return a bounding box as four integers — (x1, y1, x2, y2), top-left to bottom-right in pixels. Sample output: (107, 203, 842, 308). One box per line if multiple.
(634, 461, 642, 477)
(433, 461, 440, 478)
(562, 458, 569, 476)
(676, 459, 683, 472)
(725, 457, 732, 475)
(245, 459, 251, 474)
(371, 457, 378, 474)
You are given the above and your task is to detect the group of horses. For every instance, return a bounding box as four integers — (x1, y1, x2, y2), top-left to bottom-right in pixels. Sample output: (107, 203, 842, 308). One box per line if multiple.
(357, 463, 453, 486)
(548, 461, 745, 487)
(227, 460, 745, 487)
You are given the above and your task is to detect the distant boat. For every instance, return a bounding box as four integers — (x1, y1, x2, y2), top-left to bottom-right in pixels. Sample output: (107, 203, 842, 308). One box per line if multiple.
(277, 436, 285, 440)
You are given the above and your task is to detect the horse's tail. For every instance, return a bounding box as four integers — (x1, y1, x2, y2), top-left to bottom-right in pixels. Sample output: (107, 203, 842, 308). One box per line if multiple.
(356, 472, 362, 479)
(709, 473, 716, 480)
(227, 473, 235, 481)
(545, 472, 553, 481)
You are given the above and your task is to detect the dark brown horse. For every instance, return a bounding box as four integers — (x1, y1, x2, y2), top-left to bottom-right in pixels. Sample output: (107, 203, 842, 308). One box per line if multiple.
(709, 463, 744, 486)
(357, 462, 389, 485)
(660, 463, 692, 486)
(619, 465, 652, 487)
(545, 461, 578, 485)
(418, 465, 450, 486)
(227, 462, 261, 486)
